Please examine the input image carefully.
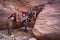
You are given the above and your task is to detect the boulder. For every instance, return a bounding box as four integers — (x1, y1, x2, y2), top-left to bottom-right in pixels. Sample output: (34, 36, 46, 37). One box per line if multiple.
(33, 3, 60, 40)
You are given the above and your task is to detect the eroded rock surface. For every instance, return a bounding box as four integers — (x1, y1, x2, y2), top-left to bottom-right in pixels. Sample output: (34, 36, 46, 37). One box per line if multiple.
(33, 2, 60, 40)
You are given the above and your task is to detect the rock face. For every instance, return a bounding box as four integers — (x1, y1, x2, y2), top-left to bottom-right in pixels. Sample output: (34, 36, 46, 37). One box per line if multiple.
(33, 3, 60, 40)
(0, 0, 31, 29)
(0, 0, 48, 29)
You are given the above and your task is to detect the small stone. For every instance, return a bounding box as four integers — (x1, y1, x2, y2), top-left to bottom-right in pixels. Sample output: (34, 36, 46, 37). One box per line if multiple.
(29, 38, 37, 40)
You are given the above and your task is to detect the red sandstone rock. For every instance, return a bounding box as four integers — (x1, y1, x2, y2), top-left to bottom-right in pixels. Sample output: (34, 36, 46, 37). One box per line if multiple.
(33, 3, 60, 40)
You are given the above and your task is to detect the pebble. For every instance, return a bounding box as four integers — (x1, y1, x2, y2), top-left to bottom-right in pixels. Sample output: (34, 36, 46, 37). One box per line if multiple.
(29, 38, 37, 40)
